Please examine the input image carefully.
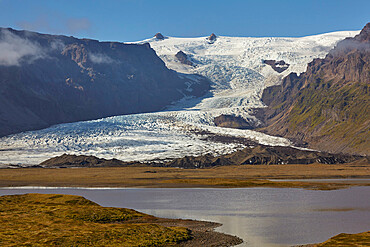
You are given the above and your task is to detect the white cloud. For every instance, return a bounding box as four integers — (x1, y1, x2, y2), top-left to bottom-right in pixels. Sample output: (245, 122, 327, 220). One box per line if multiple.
(0, 29, 45, 66)
(50, 39, 65, 51)
(89, 52, 114, 64)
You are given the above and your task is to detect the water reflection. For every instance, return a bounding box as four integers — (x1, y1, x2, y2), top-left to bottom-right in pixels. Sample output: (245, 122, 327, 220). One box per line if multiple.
(0, 187, 369, 246)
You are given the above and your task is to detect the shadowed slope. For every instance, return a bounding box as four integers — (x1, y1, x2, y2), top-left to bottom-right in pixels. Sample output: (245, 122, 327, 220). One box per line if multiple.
(0, 28, 210, 137)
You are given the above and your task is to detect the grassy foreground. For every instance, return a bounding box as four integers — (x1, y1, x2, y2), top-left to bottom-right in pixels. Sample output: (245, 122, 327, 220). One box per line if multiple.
(315, 231, 370, 246)
(0, 163, 369, 190)
(0, 194, 190, 246)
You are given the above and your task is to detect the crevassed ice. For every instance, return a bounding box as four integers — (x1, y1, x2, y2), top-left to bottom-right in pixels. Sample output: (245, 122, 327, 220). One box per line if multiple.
(0, 111, 291, 165)
(0, 31, 359, 165)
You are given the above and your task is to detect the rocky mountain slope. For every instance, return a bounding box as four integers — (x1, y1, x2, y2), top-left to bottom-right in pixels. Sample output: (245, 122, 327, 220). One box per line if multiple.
(259, 23, 370, 155)
(164, 145, 364, 168)
(39, 153, 135, 168)
(0, 28, 210, 137)
(36, 144, 365, 169)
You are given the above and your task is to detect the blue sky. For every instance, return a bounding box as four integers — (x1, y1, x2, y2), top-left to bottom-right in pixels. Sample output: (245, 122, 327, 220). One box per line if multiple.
(0, 0, 369, 42)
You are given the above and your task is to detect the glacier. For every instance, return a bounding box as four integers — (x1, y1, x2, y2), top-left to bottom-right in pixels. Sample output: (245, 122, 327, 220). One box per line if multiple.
(0, 31, 359, 166)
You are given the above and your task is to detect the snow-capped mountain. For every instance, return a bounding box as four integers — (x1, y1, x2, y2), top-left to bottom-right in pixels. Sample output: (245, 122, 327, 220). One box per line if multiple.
(0, 30, 359, 166)
(141, 31, 358, 112)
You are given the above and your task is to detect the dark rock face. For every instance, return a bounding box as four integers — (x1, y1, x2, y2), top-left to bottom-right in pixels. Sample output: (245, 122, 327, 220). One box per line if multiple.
(175, 51, 193, 66)
(164, 145, 364, 168)
(214, 115, 254, 129)
(165, 154, 233, 168)
(39, 154, 133, 168)
(0, 28, 210, 137)
(259, 23, 370, 155)
(263, 60, 290, 73)
(39, 144, 365, 168)
(208, 33, 217, 41)
(207, 33, 217, 44)
(154, 33, 165, 40)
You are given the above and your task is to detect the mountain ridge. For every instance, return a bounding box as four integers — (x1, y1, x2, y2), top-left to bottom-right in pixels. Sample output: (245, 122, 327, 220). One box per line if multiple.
(259, 23, 370, 155)
(0, 29, 361, 165)
(0, 28, 210, 137)
(35, 144, 365, 169)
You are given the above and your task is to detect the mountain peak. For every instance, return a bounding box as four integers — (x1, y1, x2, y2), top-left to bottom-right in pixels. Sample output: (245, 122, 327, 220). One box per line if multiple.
(154, 32, 165, 40)
(356, 22, 370, 42)
(330, 22, 369, 56)
(208, 33, 217, 41)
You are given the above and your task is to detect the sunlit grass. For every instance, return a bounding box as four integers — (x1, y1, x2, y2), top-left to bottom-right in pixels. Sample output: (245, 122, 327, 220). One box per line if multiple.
(0, 193, 190, 246)
(159, 178, 362, 190)
(0, 164, 369, 190)
(316, 231, 370, 246)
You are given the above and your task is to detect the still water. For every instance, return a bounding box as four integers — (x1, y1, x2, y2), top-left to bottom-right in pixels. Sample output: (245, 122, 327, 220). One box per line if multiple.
(0, 187, 369, 246)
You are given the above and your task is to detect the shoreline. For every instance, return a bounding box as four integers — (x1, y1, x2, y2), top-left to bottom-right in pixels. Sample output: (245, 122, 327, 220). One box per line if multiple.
(0, 193, 243, 247)
(153, 218, 243, 247)
(1, 180, 369, 190)
(1, 179, 370, 190)
(0, 164, 369, 190)
(1, 185, 368, 246)
(2, 189, 368, 247)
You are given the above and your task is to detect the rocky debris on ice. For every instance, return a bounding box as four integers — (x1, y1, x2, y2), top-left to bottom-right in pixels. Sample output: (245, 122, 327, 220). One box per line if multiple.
(175, 50, 193, 66)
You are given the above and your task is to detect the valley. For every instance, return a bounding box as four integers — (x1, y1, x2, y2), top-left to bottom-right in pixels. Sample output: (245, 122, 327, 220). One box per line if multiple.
(0, 18, 369, 247)
(0, 29, 360, 166)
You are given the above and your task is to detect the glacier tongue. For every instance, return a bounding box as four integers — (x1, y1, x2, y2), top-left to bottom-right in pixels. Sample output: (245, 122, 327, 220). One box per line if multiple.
(0, 111, 290, 165)
(0, 31, 359, 166)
